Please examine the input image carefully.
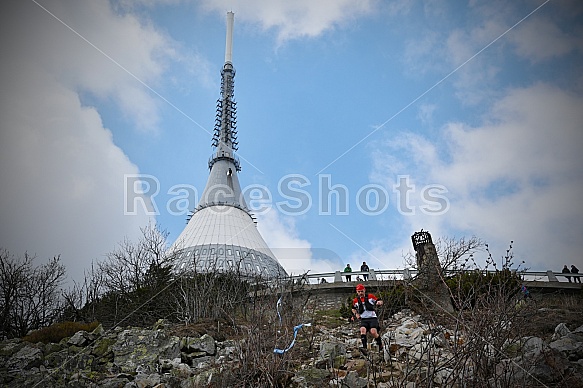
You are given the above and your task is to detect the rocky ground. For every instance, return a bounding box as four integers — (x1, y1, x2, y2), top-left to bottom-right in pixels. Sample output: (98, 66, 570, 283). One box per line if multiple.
(521, 292, 583, 341)
(1, 292, 582, 387)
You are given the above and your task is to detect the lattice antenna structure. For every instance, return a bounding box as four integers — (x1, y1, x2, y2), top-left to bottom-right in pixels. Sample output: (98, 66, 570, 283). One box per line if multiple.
(211, 11, 240, 171)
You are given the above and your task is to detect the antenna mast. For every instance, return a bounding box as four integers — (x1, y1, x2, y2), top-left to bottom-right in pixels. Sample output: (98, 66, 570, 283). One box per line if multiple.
(225, 11, 234, 64)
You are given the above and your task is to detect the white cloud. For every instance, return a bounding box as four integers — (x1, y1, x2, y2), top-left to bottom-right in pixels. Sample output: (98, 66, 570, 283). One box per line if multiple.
(399, 5, 509, 105)
(0, 69, 153, 284)
(257, 208, 338, 276)
(444, 23, 504, 105)
(347, 242, 410, 273)
(370, 83, 583, 271)
(509, 16, 581, 62)
(34, 1, 181, 133)
(417, 104, 437, 125)
(402, 31, 445, 78)
(0, 1, 179, 283)
(441, 84, 583, 190)
(199, 0, 377, 43)
(119, 0, 184, 7)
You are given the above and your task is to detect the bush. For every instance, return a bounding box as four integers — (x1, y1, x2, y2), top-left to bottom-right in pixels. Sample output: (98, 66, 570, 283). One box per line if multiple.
(339, 296, 354, 318)
(0, 250, 67, 338)
(378, 284, 407, 316)
(22, 321, 99, 344)
(446, 269, 522, 309)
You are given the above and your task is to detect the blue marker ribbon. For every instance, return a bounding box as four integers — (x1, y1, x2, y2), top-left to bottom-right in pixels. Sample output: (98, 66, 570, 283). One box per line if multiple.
(276, 296, 283, 324)
(274, 323, 311, 354)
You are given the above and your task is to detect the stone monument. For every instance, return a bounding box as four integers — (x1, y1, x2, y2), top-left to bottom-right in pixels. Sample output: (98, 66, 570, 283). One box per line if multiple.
(411, 230, 454, 313)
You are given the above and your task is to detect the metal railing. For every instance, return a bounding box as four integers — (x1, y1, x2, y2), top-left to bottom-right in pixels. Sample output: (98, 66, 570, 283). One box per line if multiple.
(287, 269, 582, 285)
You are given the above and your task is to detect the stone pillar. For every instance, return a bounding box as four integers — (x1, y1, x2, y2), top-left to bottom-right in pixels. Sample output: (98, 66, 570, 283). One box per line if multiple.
(546, 270, 558, 282)
(411, 230, 454, 313)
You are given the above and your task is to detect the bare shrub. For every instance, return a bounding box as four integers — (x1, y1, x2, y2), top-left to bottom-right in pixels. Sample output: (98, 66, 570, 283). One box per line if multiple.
(97, 222, 174, 295)
(173, 270, 252, 325)
(0, 249, 66, 338)
(61, 262, 104, 323)
(182, 274, 313, 387)
(403, 241, 542, 387)
(59, 223, 178, 328)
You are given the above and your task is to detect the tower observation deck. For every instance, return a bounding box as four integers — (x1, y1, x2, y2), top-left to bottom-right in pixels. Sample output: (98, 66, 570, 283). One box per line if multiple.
(171, 12, 287, 279)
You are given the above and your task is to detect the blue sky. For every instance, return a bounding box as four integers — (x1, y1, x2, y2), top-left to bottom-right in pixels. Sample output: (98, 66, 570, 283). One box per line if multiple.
(1, 0, 582, 283)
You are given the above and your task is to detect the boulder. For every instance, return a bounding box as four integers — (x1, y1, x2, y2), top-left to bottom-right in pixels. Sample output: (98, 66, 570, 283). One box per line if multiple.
(44, 349, 69, 368)
(68, 330, 94, 347)
(343, 370, 367, 388)
(550, 336, 578, 352)
(430, 331, 449, 348)
(520, 336, 546, 360)
(409, 342, 430, 361)
(90, 336, 116, 361)
(0, 338, 25, 358)
(319, 340, 347, 360)
(134, 372, 161, 388)
(97, 376, 131, 387)
(181, 333, 215, 356)
(291, 368, 331, 387)
(111, 328, 180, 373)
(527, 349, 571, 384)
(91, 323, 105, 336)
(7, 344, 43, 370)
(551, 322, 571, 340)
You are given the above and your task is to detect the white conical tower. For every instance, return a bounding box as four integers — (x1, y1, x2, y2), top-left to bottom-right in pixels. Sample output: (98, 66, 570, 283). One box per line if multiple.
(172, 12, 287, 279)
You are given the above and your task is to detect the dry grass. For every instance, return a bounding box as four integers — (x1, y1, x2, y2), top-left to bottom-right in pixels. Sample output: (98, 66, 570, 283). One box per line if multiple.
(523, 291, 583, 341)
(169, 317, 244, 342)
(23, 321, 99, 344)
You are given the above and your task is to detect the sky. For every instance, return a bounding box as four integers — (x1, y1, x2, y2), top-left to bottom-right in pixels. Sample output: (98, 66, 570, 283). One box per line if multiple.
(1, 0, 582, 285)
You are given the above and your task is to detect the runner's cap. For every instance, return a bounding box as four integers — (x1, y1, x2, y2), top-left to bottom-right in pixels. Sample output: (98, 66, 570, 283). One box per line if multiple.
(356, 284, 365, 291)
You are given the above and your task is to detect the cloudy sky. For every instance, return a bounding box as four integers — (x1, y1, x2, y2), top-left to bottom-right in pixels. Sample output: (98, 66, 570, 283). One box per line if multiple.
(1, 0, 582, 284)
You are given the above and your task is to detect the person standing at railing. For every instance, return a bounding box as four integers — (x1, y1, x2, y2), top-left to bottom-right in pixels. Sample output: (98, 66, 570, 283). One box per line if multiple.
(571, 265, 581, 283)
(562, 265, 572, 282)
(361, 261, 370, 281)
(344, 264, 352, 282)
